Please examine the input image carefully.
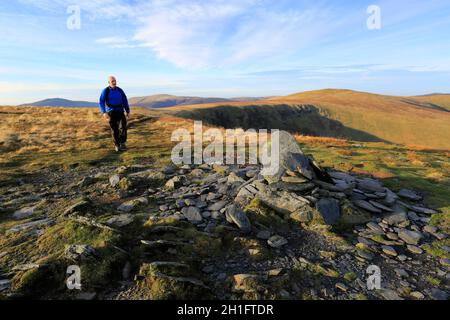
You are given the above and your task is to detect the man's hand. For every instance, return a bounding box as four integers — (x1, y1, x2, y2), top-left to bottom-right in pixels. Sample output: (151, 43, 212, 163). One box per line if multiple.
(126, 112, 130, 120)
(102, 113, 109, 121)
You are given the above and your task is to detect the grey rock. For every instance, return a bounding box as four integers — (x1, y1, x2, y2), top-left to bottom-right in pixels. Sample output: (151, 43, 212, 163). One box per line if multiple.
(379, 289, 403, 300)
(411, 206, 437, 215)
(382, 245, 398, 257)
(207, 200, 229, 211)
(181, 206, 203, 223)
(65, 244, 97, 261)
(423, 225, 438, 234)
(118, 197, 148, 213)
(256, 230, 271, 240)
(440, 258, 450, 267)
(357, 178, 385, 193)
(398, 229, 423, 245)
(12, 263, 41, 271)
(430, 288, 448, 301)
(366, 222, 385, 234)
(394, 268, 409, 278)
(165, 176, 185, 190)
(353, 200, 382, 214)
(78, 176, 94, 187)
(268, 235, 288, 248)
(109, 175, 121, 187)
(316, 198, 340, 225)
(382, 188, 398, 206)
(369, 201, 393, 212)
(264, 131, 315, 183)
(382, 211, 408, 226)
(398, 189, 422, 201)
(225, 205, 251, 233)
(13, 205, 38, 220)
(0, 279, 11, 292)
(410, 291, 425, 300)
(106, 214, 135, 227)
(64, 199, 90, 215)
(6, 218, 54, 235)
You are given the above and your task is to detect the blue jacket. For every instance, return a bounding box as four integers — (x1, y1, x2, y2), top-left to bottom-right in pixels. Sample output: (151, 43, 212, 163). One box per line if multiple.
(99, 86, 130, 114)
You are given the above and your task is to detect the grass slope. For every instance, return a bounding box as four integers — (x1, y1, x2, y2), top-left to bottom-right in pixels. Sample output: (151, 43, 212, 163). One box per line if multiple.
(168, 89, 450, 150)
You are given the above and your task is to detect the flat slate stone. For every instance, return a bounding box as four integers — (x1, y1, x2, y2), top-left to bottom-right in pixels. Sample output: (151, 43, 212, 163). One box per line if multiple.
(353, 200, 382, 214)
(316, 198, 340, 225)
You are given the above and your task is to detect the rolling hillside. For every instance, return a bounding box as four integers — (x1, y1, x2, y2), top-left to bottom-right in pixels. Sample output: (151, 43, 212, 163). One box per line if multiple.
(411, 94, 450, 111)
(169, 89, 450, 150)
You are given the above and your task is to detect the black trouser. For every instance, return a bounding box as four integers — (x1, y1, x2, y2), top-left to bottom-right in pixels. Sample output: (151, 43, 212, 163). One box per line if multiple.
(107, 110, 127, 147)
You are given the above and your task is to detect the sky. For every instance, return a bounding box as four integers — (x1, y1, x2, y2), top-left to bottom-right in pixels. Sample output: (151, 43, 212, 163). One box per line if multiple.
(1, 0, 450, 105)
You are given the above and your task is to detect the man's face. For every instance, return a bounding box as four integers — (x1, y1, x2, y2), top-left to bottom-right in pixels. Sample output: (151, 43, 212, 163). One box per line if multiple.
(108, 77, 117, 88)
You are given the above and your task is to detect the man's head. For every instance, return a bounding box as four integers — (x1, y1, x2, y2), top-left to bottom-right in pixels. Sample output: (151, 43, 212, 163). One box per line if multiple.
(108, 76, 117, 88)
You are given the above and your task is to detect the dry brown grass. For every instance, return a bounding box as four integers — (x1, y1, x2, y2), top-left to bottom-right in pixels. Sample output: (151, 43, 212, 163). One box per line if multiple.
(164, 89, 450, 150)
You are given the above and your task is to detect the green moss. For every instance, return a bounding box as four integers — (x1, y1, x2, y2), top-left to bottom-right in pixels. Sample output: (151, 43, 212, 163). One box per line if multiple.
(426, 275, 441, 286)
(344, 272, 357, 282)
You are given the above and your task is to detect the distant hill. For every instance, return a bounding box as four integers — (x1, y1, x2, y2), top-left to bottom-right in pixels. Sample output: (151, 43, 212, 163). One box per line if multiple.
(20, 98, 98, 108)
(409, 94, 450, 111)
(170, 89, 450, 150)
(128, 94, 266, 108)
(20, 95, 267, 109)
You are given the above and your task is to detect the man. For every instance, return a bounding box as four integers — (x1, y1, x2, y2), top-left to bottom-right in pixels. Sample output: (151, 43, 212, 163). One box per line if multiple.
(99, 76, 130, 152)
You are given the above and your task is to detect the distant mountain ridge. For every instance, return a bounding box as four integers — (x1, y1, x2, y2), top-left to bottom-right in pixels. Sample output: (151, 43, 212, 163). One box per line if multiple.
(20, 98, 98, 108)
(20, 95, 268, 109)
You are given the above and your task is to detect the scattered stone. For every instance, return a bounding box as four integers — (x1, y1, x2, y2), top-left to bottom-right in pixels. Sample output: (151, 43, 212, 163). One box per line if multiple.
(12, 263, 41, 271)
(181, 206, 203, 223)
(382, 211, 408, 226)
(430, 288, 448, 301)
(369, 201, 393, 212)
(382, 245, 398, 257)
(207, 200, 229, 212)
(379, 289, 403, 300)
(165, 176, 185, 190)
(353, 200, 382, 214)
(440, 258, 450, 267)
(13, 205, 38, 220)
(398, 229, 423, 245)
(6, 218, 54, 235)
(316, 198, 340, 225)
(268, 235, 288, 248)
(357, 178, 385, 193)
(65, 244, 97, 261)
(335, 283, 348, 292)
(256, 230, 271, 240)
(0, 279, 11, 292)
(423, 225, 438, 234)
(410, 291, 425, 300)
(118, 197, 148, 213)
(78, 176, 94, 187)
(406, 245, 423, 255)
(109, 175, 121, 187)
(63, 199, 90, 216)
(398, 189, 422, 201)
(394, 268, 409, 278)
(411, 206, 437, 215)
(106, 214, 134, 227)
(225, 205, 251, 233)
(366, 222, 384, 234)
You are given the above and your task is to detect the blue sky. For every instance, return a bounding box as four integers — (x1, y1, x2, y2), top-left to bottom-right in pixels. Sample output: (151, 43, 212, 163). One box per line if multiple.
(1, 0, 450, 105)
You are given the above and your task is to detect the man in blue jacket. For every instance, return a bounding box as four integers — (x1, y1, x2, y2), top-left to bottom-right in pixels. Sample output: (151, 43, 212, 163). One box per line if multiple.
(99, 76, 130, 152)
